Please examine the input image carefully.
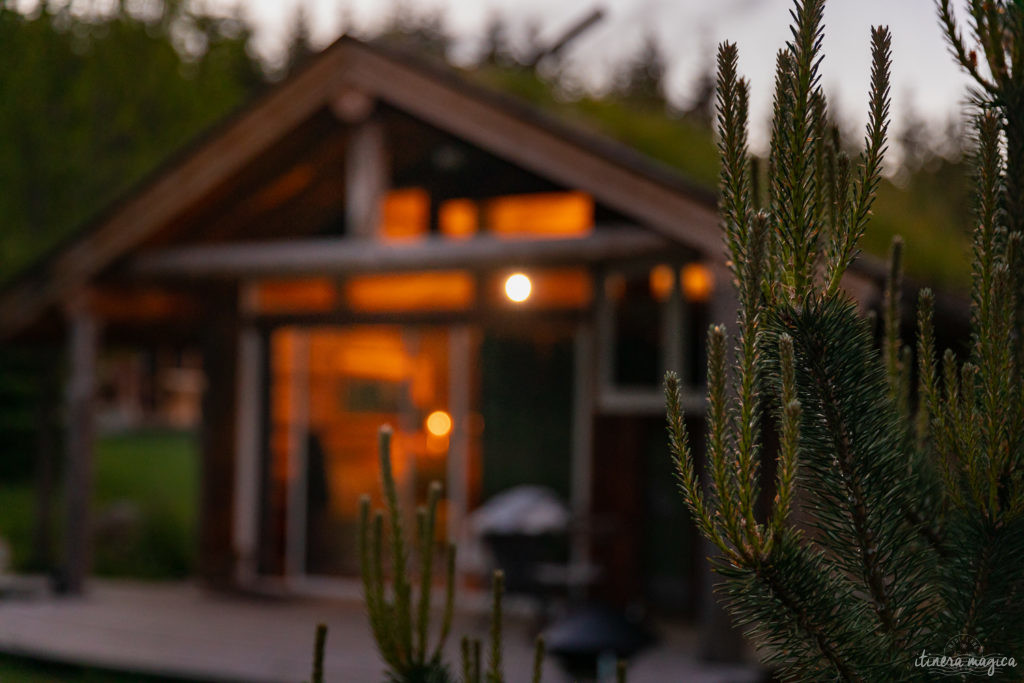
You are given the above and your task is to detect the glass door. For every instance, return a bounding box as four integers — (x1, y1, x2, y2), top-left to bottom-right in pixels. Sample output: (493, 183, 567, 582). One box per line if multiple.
(259, 325, 452, 580)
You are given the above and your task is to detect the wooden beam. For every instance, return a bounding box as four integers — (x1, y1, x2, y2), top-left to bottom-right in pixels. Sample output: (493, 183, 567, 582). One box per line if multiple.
(61, 303, 100, 594)
(344, 118, 387, 238)
(130, 229, 676, 280)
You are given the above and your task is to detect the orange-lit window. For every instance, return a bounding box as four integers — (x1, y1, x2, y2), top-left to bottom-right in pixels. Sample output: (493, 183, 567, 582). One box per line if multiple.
(490, 268, 592, 309)
(344, 271, 475, 312)
(439, 199, 478, 239)
(486, 191, 593, 239)
(253, 278, 337, 314)
(380, 188, 429, 240)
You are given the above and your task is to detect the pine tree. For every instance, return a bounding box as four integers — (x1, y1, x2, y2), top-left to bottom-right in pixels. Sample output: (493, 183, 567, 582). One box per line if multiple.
(615, 34, 669, 108)
(665, 0, 1024, 679)
(357, 426, 554, 683)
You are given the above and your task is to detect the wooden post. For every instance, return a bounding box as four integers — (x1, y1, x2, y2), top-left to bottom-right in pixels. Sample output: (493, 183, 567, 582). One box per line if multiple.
(198, 285, 240, 588)
(232, 325, 263, 585)
(284, 330, 310, 582)
(447, 325, 472, 576)
(344, 118, 387, 239)
(62, 304, 99, 595)
(32, 356, 60, 572)
(570, 323, 595, 599)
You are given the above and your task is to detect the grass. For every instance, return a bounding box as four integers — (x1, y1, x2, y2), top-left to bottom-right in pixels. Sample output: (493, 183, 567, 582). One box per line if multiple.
(0, 428, 198, 579)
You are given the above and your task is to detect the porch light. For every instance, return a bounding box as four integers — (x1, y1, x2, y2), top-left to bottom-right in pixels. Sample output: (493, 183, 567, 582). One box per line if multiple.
(425, 410, 453, 437)
(504, 273, 532, 303)
(649, 264, 674, 301)
(681, 263, 714, 302)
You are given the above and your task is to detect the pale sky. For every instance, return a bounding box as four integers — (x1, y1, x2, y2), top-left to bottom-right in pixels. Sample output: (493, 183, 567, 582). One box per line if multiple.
(209, 0, 974, 154)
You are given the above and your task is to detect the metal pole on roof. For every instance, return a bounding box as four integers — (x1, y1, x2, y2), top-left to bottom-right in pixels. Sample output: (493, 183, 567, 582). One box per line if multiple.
(528, 7, 606, 68)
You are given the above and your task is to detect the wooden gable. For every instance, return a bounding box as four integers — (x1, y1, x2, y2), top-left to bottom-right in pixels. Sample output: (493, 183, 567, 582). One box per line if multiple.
(0, 37, 725, 340)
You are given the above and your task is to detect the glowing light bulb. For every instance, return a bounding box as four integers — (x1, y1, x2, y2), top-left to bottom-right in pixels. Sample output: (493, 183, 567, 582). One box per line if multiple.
(681, 263, 714, 302)
(504, 273, 532, 303)
(425, 410, 453, 437)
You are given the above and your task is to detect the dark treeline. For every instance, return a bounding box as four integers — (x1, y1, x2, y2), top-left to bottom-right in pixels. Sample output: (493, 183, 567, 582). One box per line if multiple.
(0, 0, 263, 278)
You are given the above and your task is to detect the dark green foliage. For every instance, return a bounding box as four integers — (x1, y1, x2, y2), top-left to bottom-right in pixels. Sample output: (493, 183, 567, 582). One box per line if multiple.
(666, 0, 1024, 679)
(0, 1, 262, 280)
(358, 427, 455, 682)
(614, 34, 669, 109)
(357, 426, 550, 683)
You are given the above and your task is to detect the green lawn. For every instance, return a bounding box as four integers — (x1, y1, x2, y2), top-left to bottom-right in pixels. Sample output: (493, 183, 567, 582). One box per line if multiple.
(0, 428, 198, 579)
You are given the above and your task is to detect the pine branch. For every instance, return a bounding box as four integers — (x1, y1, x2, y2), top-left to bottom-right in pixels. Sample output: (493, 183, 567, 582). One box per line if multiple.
(487, 571, 504, 683)
(531, 638, 545, 683)
(770, 333, 800, 538)
(826, 26, 891, 295)
(379, 427, 413, 668)
(311, 623, 327, 683)
(936, 0, 998, 94)
(883, 236, 904, 403)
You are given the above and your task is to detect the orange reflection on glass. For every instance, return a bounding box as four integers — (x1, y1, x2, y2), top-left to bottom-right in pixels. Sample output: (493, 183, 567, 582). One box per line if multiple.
(681, 263, 714, 302)
(254, 278, 336, 314)
(486, 191, 593, 239)
(344, 271, 475, 312)
(439, 199, 478, 239)
(380, 188, 429, 240)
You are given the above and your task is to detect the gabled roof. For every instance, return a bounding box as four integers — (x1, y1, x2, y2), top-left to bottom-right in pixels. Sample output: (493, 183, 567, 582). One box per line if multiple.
(0, 36, 727, 339)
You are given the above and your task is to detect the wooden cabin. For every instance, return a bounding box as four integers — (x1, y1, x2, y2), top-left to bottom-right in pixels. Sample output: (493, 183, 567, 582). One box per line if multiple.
(0, 37, 889, 624)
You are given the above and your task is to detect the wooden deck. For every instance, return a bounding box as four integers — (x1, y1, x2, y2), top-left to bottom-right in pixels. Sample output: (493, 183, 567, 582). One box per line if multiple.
(0, 579, 760, 682)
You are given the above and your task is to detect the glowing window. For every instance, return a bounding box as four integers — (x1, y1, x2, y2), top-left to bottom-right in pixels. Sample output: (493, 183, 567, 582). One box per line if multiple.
(253, 278, 337, 314)
(344, 271, 475, 312)
(486, 191, 593, 239)
(439, 199, 478, 239)
(380, 188, 429, 240)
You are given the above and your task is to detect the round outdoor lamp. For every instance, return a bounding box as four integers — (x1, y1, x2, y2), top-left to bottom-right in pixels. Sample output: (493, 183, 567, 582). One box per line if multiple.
(504, 272, 532, 303)
(425, 410, 452, 437)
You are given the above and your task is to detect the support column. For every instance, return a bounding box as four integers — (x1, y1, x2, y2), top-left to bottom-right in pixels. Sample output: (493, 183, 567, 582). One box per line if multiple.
(62, 304, 99, 595)
(232, 326, 263, 585)
(32, 355, 60, 572)
(198, 285, 239, 588)
(344, 117, 387, 239)
(447, 325, 472, 575)
(570, 323, 595, 599)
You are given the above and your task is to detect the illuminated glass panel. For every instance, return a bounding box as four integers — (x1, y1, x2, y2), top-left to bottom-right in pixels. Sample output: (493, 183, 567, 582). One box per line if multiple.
(485, 191, 593, 239)
(380, 188, 429, 240)
(489, 268, 592, 309)
(253, 278, 337, 314)
(439, 199, 478, 239)
(344, 271, 475, 312)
